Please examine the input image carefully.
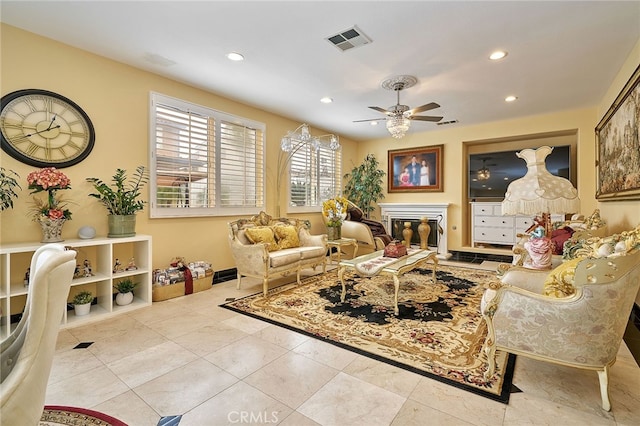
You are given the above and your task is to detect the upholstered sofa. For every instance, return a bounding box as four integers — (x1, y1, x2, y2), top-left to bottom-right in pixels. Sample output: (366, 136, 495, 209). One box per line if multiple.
(482, 225, 640, 411)
(500, 209, 609, 273)
(339, 201, 393, 255)
(228, 211, 327, 296)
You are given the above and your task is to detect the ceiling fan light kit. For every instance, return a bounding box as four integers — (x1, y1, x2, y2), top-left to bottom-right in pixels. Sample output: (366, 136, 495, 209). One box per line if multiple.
(386, 116, 411, 139)
(355, 74, 444, 139)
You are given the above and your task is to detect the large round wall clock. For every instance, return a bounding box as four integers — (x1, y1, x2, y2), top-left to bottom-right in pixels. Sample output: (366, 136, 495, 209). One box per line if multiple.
(0, 89, 95, 168)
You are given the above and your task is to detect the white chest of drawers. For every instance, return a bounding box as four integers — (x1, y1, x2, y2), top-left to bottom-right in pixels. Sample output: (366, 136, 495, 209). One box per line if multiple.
(471, 202, 562, 248)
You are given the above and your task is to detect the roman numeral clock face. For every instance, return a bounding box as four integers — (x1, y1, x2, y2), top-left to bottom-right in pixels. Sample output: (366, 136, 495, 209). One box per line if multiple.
(1, 89, 95, 168)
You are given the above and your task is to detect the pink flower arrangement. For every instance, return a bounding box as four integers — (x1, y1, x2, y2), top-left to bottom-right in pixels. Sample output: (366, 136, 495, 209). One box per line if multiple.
(27, 167, 72, 221)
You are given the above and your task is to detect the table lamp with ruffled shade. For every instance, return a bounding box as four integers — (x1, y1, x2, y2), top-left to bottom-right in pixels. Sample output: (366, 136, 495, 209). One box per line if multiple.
(501, 145, 580, 268)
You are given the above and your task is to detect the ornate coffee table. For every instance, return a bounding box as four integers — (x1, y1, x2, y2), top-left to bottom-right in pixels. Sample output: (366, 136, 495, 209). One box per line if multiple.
(337, 248, 438, 315)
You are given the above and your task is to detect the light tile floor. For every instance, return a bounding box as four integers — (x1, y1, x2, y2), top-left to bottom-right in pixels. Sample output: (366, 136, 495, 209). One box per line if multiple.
(46, 262, 640, 425)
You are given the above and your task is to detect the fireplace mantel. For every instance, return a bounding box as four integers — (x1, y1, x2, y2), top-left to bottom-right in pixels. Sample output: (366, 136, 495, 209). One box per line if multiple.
(378, 203, 451, 259)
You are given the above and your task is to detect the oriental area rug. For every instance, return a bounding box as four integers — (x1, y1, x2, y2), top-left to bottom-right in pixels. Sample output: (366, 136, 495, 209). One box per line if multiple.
(221, 265, 516, 403)
(40, 405, 127, 426)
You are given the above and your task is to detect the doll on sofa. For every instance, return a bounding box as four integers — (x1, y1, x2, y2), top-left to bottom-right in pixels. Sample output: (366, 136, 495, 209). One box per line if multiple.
(523, 226, 554, 269)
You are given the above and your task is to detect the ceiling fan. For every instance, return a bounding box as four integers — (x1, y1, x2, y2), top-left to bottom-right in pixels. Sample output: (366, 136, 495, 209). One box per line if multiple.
(354, 75, 443, 138)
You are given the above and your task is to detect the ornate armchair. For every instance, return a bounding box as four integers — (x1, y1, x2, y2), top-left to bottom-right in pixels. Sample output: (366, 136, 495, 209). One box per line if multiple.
(1, 244, 77, 425)
(339, 201, 392, 255)
(482, 226, 640, 411)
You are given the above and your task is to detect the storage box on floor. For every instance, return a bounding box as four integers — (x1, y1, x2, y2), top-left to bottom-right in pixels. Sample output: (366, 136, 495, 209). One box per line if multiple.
(152, 261, 213, 302)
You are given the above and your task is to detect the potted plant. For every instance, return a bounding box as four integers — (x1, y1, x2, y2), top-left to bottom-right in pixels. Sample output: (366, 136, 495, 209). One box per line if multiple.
(114, 278, 137, 306)
(343, 154, 385, 219)
(0, 167, 21, 211)
(72, 291, 93, 316)
(86, 166, 148, 238)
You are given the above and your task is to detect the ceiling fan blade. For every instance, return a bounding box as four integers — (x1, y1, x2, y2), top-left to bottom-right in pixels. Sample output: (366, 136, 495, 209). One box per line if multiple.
(408, 102, 440, 115)
(410, 115, 443, 122)
(353, 118, 386, 123)
(368, 106, 390, 115)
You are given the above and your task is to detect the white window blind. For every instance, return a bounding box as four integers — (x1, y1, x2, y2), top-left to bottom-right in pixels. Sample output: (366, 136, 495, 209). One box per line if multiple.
(288, 144, 341, 212)
(150, 92, 265, 217)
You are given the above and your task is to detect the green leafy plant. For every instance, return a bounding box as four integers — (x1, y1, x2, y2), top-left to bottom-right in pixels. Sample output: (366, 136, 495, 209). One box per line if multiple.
(0, 167, 21, 211)
(86, 166, 148, 215)
(114, 278, 137, 294)
(72, 290, 93, 305)
(343, 154, 385, 218)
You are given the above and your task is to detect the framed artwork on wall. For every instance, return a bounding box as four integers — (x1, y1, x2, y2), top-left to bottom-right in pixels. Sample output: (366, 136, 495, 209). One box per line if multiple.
(388, 144, 443, 193)
(595, 64, 640, 201)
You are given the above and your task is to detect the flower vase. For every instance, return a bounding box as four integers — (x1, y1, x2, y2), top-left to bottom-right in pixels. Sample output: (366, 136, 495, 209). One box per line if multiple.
(418, 217, 431, 249)
(327, 225, 342, 241)
(38, 217, 66, 243)
(402, 222, 413, 248)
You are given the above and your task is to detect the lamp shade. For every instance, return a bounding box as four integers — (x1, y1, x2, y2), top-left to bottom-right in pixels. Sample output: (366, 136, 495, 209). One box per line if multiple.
(502, 146, 580, 215)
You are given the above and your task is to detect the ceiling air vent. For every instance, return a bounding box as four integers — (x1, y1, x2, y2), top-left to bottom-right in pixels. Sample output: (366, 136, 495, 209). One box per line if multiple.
(437, 120, 459, 126)
(326, 26, 372, 52)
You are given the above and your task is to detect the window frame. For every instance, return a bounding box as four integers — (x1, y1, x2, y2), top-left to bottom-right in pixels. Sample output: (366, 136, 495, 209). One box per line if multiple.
(149, 92, 266, 218)
(286, 144, 342, 214)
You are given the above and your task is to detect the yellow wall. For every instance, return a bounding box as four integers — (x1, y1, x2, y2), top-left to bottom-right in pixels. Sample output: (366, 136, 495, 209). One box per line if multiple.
(2, 24, 639, 272)
(0, 24, 358, 269)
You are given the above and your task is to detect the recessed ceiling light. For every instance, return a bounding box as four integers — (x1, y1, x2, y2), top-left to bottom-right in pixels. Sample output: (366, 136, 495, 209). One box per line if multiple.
(370, 121, 378, 126)
(320, 97, 333, 104)
(505, 95, 518, 102)
(489, 50, 508, 60)
(226, 52, 244, 61)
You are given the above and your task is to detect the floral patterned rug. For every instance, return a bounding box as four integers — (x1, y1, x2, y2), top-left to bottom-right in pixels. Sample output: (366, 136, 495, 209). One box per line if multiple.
(221, 265, 516, 403)
(40, 405, 127, 425)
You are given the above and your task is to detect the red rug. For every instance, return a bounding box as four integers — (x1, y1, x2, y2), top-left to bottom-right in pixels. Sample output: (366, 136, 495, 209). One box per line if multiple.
(40, 405, 127, 426)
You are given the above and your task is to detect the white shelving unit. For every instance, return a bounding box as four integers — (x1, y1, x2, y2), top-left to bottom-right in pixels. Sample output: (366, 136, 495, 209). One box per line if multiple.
(0, 234, 152, 338)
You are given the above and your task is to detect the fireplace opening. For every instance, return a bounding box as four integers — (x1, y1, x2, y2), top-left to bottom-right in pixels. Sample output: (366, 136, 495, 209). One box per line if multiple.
(391, 218, 438, 248)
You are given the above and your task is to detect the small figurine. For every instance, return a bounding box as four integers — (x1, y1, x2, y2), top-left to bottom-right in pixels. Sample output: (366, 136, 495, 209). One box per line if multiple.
(524, 226, 554, 269)
(74, 264, 83, 279)
(125, 257, 138, 271)
(83, 259, 94, 277)
(113, 258, 123, 273)
(24, 267, 30, 287)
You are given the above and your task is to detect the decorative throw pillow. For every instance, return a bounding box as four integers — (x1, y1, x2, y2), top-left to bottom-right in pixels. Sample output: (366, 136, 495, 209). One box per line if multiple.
(542, 257, 582, 298)
(273, 225, 300, 249)
(245, 226, 279, 251)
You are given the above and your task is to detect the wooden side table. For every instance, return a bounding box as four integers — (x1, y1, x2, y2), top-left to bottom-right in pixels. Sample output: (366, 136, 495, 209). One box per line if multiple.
(327, 238, 358, 264)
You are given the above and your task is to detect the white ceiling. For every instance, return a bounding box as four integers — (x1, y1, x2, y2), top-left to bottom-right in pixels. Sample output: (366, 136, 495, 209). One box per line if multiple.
(2, 1, 639, 141)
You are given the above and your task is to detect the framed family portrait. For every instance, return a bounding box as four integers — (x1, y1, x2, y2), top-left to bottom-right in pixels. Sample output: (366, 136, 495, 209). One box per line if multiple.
(595, 64, 640, 201)
(388, 145, 443, 193)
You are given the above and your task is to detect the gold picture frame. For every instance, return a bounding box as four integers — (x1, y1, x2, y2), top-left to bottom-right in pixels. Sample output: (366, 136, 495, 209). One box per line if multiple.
(388, 145, 443, 193)
(595, 64, 640, 200)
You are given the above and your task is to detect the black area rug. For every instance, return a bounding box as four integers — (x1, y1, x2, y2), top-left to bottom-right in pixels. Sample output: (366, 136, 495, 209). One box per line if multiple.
(221, 264, 516, 403)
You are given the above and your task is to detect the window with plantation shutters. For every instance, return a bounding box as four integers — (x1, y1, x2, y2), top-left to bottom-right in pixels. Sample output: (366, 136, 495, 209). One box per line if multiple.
(288, 143, 341, 212)
(150, 92, 265, 217)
